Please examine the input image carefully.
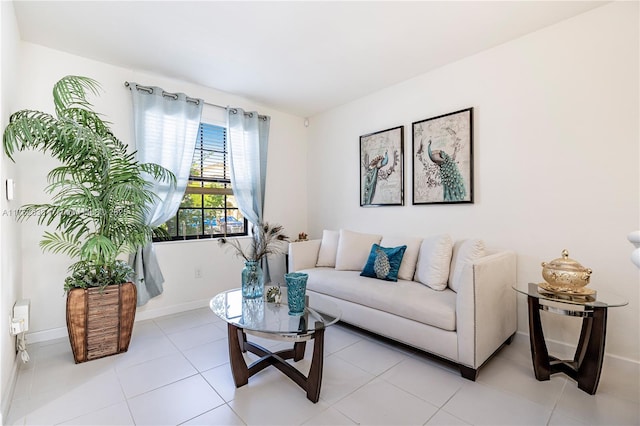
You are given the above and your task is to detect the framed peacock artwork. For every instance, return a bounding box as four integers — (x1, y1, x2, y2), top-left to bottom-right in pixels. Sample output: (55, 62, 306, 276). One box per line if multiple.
(360, 126, 404, 207)
(412, 108, 474, 205)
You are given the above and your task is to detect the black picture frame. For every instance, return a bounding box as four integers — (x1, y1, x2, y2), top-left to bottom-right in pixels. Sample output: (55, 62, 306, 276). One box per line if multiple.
(360, 126, 404, 207)
(412, 108, 473, 205)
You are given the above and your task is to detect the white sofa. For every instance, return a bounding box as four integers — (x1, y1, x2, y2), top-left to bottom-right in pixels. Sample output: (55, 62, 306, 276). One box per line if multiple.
(287, 229, 517, 380)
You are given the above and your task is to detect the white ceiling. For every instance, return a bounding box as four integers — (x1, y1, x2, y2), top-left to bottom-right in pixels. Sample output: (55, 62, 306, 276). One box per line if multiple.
(13, 1, 606, 117)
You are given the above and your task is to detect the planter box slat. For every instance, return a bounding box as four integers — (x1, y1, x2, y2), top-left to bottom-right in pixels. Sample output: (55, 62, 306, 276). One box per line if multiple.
(87, 306, 120, 318)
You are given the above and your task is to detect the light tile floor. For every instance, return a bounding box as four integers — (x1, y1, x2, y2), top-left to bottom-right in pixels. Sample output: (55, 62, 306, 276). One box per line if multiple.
(6, 308, 640, 425)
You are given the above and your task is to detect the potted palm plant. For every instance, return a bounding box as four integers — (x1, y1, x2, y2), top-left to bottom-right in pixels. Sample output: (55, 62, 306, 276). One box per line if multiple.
(3, 75, 174, 363)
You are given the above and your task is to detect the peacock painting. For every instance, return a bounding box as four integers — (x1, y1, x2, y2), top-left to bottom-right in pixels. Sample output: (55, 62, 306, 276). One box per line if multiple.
(360, 126, 404, 206)
(412, 108, 473, 204)
(362, 151, 387, 203)
(426, 140, 466, 201)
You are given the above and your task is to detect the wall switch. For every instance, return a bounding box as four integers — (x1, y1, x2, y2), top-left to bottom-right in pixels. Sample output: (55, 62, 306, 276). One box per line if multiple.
(194, 267, 202, 279)
(6, 178, 14, 201)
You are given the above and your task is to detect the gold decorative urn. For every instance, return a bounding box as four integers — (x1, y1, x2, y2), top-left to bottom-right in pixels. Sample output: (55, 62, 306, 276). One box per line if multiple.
(541, 249, 592, 292)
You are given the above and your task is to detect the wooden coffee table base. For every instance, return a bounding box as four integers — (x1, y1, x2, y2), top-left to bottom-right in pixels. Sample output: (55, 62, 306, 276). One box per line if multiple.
(227, 322, 325, 403)
(527, 296, 607, 395)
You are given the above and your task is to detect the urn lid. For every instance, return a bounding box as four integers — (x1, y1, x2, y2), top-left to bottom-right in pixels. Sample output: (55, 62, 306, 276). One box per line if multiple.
(542, 249, 591, 274)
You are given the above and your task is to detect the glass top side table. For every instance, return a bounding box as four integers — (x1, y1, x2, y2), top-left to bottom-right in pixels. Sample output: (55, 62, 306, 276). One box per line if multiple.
(210, 288, 341, 403)
(513, 282, 628, 395)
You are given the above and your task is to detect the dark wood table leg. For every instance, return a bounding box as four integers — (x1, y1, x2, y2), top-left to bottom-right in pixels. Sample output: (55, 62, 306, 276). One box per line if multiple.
(227, 323, 249, 387)
(306, 323, 325, 403)
(293, 341, 306, 362)
(527, 295, 551, 381)
(240, 329, 248, 353)
(576, 306, 607, 394)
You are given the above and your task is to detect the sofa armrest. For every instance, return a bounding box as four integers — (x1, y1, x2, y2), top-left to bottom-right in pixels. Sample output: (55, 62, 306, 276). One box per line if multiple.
(456, 250, 517, 369)
(288, 239, 321, 272)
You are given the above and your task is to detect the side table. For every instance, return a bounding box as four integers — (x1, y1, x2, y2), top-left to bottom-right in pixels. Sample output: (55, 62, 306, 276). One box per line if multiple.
(513, 283, 627, 395)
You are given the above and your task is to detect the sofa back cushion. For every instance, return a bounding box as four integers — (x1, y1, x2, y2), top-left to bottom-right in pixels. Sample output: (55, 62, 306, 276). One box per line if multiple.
(335, 229, 382, 271)
(316, 230, 340, 267)
(380, 236, 423, 281)
(448, 239, 485, 292)
(414, 234, 453, 291)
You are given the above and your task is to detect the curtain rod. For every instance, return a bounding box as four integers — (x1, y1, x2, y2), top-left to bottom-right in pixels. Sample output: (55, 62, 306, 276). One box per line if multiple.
(124, 81, 268, 120)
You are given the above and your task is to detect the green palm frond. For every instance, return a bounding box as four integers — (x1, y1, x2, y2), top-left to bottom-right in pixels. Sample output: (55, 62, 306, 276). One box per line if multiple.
(140, 162, 177, 186)
(53, 75, 101, 115)
(58, 108, 112, 136)
(80, 234, 118, 265)
(46, 166, 73, 186)
(3, 110, 58, 160)
(49, 122, 108, 163)
(16, 204, 63, 225)
(39, 231, 82, 258)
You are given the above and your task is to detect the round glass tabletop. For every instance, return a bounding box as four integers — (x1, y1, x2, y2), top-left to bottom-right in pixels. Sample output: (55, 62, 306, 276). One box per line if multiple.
(513, 282, 628, 308)
(210, 288, 341, 336)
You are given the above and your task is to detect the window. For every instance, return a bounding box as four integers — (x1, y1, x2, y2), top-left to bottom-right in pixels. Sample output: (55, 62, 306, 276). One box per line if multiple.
(156, 123, 247, 241)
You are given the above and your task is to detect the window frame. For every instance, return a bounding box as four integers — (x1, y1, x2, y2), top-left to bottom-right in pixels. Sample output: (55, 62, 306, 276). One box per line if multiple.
(154, 122, 248, 242)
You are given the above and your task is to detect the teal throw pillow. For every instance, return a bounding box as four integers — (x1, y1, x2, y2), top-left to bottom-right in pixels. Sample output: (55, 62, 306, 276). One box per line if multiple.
(360, 244, 407, 282)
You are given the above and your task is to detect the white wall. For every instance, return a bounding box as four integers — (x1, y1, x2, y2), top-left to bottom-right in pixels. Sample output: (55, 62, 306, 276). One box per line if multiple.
(0, 1, 23, 421)
(308, 2, 639, 361)
(13, 42, 308, 339)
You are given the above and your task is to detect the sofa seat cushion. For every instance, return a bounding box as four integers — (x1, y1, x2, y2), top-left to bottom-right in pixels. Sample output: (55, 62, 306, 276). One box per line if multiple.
(300, 268, 457, 331)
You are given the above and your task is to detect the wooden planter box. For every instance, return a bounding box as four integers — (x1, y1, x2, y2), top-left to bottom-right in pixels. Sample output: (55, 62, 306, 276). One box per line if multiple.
(66, 282, 137, 363)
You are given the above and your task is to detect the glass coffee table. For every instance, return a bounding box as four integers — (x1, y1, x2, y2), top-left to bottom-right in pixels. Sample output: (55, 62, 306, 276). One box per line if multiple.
(210, 288, 341, 403)
(514, 282, 627, 394)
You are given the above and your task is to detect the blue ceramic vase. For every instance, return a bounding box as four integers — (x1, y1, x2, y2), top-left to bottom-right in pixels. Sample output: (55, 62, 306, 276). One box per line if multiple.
(285, 272, 308, 315)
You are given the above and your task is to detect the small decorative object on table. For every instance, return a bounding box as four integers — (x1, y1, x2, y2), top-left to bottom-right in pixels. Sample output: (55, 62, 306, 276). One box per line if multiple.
(540, 249, 594, 296)
(266, 285, 282, 304)
(219, 222, 289, 299)
(294, 232, 309, 242)
(284, 272, 308, 316)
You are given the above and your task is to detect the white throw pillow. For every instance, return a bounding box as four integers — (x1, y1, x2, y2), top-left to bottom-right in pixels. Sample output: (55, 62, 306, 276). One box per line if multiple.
(380, 236, 423, 281)
(414, 234, 453, 291)
(335, 229, 382, 271)
(316, 230, 340, 267)
(448, 239, 486, 292)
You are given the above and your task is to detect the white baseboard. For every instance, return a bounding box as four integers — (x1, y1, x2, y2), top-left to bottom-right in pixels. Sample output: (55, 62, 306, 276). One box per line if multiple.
(25, 298, 211, 344)
(515, 330, 640, 366)
(134, 298, 210, 322)
(1, 353, 20, 424)
(27, 327, 67, 344)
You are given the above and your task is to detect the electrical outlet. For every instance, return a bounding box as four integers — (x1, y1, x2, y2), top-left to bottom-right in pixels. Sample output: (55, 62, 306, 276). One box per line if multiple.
(12, 299, 30, 333)
(10, 319, 24, 336)
(194, 267, 202, 279)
